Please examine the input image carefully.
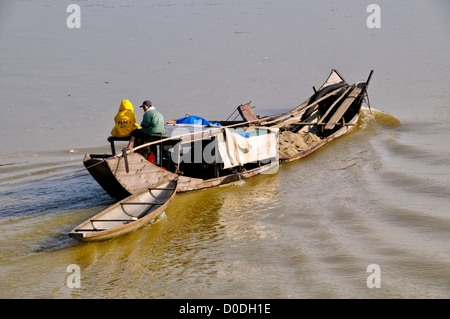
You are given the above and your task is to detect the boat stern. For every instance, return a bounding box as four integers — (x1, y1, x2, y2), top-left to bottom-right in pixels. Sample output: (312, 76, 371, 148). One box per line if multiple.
(83, 153, 132, 200)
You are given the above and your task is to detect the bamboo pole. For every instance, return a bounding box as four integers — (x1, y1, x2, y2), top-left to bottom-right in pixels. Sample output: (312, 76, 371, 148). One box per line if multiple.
(70, 117, 269, 176)
(70, 76, 366, 177)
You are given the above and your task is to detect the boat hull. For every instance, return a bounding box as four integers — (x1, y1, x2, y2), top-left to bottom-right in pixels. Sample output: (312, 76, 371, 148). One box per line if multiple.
(83, 69, 371, 200)
(279, 112, 360, 164)
(84, 153, 279, 200)
(69, 180, 177, 241)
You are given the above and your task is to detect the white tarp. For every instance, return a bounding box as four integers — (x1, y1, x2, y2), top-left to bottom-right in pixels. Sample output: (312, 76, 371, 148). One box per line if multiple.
(318, 69, 345, 90)
(217, 128, 279, 169)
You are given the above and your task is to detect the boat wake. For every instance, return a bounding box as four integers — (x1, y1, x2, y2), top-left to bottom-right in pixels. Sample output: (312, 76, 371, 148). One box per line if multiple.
(358, 106, 402, 131)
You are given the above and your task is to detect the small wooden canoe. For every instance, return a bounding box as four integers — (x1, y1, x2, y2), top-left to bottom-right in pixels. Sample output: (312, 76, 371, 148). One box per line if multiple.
(69, 179, 177, 241)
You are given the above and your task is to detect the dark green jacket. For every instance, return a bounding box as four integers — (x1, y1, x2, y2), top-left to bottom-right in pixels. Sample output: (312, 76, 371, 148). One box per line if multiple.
(140, 107, 165, 135)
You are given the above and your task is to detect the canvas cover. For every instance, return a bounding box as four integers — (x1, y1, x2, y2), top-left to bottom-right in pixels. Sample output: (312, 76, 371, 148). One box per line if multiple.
(318, 69, 346, 90)
(216, 128, 279, 169)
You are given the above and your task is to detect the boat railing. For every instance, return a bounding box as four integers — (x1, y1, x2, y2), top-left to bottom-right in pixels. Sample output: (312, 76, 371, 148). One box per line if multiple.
(107, 136, 132, 155)
(128, 118, 269, 155)
(91, 74, 373, 160)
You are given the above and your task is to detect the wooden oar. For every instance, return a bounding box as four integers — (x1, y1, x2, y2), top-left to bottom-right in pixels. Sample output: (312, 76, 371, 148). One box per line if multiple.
(69, 81, 358, 178)
(68, 117, 269, 177)
(127, 117, 274, 153)
(67, 85, 349, 178)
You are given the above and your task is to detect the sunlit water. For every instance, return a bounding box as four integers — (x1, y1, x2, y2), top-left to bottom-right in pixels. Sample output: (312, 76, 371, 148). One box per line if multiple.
(1, 0, 449, 298)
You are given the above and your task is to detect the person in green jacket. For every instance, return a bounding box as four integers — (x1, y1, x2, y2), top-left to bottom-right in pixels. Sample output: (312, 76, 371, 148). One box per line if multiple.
(126, 100, 165, 151)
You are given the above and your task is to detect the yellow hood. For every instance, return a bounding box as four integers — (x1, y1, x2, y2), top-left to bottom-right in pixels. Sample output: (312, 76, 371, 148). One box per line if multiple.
(111, 100, 140, 137)
(118, 99, 134, 112)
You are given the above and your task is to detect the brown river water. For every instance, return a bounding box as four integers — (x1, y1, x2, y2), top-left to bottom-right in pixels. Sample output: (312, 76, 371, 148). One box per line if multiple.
(0, 1, 449, 299)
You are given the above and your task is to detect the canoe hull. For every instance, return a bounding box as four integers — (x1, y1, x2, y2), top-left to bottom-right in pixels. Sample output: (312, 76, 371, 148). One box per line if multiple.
(69, 180, 177, 241)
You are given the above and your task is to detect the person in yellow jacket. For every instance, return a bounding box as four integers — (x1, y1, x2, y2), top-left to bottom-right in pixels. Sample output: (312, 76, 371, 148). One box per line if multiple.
(110, 100, 141, 137)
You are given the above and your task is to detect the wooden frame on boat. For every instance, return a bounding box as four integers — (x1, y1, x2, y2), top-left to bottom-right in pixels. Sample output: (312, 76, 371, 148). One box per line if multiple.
(82, 69, 373, 200)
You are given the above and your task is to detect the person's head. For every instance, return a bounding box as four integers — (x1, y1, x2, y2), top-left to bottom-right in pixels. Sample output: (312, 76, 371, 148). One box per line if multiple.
(119, 99, 134, 112)
(139, 100, 152, 111)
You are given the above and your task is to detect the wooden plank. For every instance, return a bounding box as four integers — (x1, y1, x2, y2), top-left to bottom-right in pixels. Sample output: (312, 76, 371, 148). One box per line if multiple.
(90, 219, 137, 222)
(317, 86, 352, 125)
(287, 122, 356, 126)
(267, 85, 349, 127)
(109, 153, 179, 195)
(238, 104, 258, 122)
(120, 202, 165, 205)
(324, 84, 363, 130)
